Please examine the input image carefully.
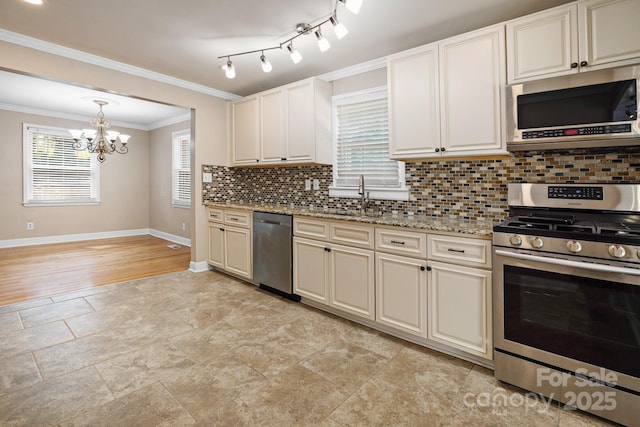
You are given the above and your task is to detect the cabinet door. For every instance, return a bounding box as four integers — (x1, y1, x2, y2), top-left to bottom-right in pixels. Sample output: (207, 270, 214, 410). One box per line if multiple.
(260, 89, 286, 164)
(388, 44, 440, 159)
(208, 224, 224, 269)
(330, 245, 375, 320)
(375, 252, 427, 337)
(439, 25, 505, 155)
(224, 226, 252, 279)
(507, 4, 578, 82)
(231, 96, 260, 165)
(293, 237, 330, 303)
(428, 261, 492, 359)
(285, 81, 314, 162)
(579, 0, 640, 69)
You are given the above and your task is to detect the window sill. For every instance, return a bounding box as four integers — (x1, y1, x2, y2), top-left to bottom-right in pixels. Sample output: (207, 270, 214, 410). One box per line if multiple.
(23, 201, 100, 207)
(172, 202, 191, 209)
(328, 187, 409, 201)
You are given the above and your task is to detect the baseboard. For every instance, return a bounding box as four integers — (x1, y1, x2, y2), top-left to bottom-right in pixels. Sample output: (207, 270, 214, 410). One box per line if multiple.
(148, 229, 191, 247)
(189, 261, 211, 273)
(0, 229, 150, 249)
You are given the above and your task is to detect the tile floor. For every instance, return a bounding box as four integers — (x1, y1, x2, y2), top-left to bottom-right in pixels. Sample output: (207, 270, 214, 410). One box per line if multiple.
(0, 270, 617, 426)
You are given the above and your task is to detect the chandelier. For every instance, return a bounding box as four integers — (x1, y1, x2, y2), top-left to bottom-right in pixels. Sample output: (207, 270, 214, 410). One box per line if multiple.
(218, 0, 363, 79)
(69, 100, 131, 163)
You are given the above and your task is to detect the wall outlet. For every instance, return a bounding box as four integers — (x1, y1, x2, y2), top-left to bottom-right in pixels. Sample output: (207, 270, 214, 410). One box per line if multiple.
(26, 222, 34, 230)
(203, 172, 212, 183)
(305, 179, 311, 191)
(313, 179, 320, 190)
(181, 222, 186, 231)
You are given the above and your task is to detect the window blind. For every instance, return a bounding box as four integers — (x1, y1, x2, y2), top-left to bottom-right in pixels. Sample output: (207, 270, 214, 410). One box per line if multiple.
(172, 131, 191, 206)
(25, 125, 98, 204)
(334, 95, 401, 188)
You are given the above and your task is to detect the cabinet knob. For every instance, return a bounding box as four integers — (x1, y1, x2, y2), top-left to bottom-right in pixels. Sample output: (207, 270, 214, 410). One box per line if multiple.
(580, 61, 588, 67)
(219, 228, 225, 232)
(281, 157, 287, 161)
(420, 266, 426, 271)
(255, 159, 259, 163)
(324, 247, 331, 252)
(570, 62, 578, 69)
(441, 147, 446, 152)
(435, 147, 440, 153)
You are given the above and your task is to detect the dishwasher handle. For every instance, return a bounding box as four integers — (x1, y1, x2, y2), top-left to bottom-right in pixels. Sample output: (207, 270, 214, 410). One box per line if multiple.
(256, 219, 291, 226)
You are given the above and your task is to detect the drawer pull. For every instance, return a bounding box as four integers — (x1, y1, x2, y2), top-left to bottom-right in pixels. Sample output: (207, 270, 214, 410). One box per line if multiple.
(390, 240, 406, 245)
(447, 248, 465, 253)
(228, 217, 239, 221)
(324, 247, 332, 252)
(219, 228, 225, 232)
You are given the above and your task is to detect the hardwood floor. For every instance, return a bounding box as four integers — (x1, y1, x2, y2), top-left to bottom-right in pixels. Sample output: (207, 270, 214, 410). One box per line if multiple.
(0, 235, 191, 306)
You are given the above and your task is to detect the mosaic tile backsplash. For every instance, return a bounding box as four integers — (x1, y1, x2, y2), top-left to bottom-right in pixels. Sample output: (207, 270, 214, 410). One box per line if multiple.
(202, 149, 640, 223)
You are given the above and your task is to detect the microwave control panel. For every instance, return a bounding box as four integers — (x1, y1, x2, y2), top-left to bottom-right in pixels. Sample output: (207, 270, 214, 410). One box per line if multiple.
(522, 124, 632, 139)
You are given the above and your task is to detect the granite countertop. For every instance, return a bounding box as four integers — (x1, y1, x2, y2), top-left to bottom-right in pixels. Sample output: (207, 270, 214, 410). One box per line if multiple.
(205, 202, 495, 237)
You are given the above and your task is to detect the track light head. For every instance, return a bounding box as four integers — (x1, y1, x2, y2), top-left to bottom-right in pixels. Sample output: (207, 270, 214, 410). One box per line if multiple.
(221, 58, 235, 79)
(315, 29, 331, 52)
(287, 43, 303, 64)
(330, 15, 349, 39)
(339, 0, 363, 14)
(260, 53, 272, 73)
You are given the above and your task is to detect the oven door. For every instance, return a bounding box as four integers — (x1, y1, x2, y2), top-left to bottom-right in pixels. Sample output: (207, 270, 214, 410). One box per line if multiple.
(493, 247, 640, 392)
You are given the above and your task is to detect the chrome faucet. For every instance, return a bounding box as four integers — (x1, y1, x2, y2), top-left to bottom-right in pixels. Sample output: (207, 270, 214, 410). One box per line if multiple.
(358, 174, 370, 214)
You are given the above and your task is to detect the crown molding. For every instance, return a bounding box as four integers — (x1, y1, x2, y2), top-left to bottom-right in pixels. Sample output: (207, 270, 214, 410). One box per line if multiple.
(317, 56, 387, 82)
(0, 29, 242, 101)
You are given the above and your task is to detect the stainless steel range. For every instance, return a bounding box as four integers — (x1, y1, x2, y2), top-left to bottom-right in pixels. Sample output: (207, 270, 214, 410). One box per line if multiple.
(493, 183, 640, 426)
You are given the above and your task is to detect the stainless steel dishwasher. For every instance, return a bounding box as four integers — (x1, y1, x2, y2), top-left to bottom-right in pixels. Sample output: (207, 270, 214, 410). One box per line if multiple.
(252, 211, 299, 301)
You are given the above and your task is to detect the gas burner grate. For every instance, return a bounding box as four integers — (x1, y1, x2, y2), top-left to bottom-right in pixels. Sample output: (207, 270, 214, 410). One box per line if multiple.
(555, 223, 596, 234)
(597, 223, 640, 237)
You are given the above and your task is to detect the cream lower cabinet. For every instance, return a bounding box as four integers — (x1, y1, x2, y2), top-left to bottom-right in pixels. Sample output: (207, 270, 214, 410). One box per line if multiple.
(427, 235, 492, 360)
(207, 208, 252, 280)
(293, 236, 375, 320)
(375, 252, 428, 337)
(293, 218, 375, 320)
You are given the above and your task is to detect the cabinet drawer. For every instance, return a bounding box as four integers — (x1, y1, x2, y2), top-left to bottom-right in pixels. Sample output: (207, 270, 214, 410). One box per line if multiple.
(427, 234, 491, 268)
(330, 222, 374, 249)
(224, 210, 251, 228)
(294, 217, 330, 240)
(207, 208, 223, 223)
(375, 228, 427, 258)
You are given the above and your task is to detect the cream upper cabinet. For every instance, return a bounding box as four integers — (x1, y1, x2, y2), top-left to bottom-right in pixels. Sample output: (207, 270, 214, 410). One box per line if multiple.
(231, 96, 260, 166)
(388, 25, 506, 159)
(388, 43, 440, 159)
(507, 4, 578, 82)
(427, 261, 492, 359)
(439, 24, 506, 156)
(235, 78, 332, 166)
(260, 89, 286, 164)
(579, 0, 640, 69)
(507, 0, 640, 83)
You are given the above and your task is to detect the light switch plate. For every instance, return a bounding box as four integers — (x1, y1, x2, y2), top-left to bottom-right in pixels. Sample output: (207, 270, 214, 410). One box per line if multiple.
(203, 172, 212, 183)
(313, 179, 319, 190)
(305, 179, 311, 191)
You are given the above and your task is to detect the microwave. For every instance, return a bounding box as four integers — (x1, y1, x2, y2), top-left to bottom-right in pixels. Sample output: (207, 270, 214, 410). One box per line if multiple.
(506, 66, 640, 151)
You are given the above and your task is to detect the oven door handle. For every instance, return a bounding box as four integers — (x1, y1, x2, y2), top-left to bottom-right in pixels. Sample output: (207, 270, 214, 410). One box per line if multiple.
(495, 249, 640, 277)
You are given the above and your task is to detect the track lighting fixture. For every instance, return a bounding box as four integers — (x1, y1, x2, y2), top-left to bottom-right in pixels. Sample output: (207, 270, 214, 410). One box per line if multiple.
(217, 0, 363, 78)
(260, 52, 272, 73)
(287, 43, 303, 64)
(330, 15, 349, 39)
(315, 30, 331, 52)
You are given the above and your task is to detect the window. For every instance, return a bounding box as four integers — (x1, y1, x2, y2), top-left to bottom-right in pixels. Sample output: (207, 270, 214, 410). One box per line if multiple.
(330, 87, 407, 201)
(172, 129, 191, 207)
(23, 123, 99, 205)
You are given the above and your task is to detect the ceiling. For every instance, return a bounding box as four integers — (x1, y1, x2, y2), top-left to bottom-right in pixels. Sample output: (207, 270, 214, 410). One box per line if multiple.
(0, 0, 574, 121)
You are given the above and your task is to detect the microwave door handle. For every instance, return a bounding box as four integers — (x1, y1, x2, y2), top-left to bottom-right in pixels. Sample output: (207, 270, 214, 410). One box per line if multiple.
(495, 249, 640, 278)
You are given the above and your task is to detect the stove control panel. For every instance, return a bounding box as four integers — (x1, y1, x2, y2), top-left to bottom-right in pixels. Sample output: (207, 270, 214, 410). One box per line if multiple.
(548, 186, 604, 200)
(608, 245, 626, 258)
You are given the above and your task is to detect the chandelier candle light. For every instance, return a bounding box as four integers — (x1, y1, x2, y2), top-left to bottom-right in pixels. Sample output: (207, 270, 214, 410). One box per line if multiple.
(218, 0, 363, 78)
(69, 100, 131, 163)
